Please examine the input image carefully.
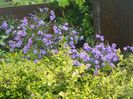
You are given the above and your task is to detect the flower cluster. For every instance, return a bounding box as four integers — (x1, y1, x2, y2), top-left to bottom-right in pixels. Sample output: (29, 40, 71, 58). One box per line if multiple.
(0, 8, 120, 74)
(0, 7, 81, 62)
(71, 34, 119, 74)
(123, 46, 133, 52)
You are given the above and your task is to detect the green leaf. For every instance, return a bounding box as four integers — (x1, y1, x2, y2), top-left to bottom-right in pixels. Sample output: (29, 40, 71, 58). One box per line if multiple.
(57, 0, 69, 8)
(0, 40, 5, 46)
(1, 35, 8, 39)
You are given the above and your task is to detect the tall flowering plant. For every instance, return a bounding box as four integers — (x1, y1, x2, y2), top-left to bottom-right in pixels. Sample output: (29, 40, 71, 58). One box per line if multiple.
(71, 34, 119, 75)
(0, 8, 82, 61)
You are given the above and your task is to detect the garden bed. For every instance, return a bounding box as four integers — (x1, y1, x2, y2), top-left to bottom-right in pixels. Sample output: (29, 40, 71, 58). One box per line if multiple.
(0, 0, 133, 98)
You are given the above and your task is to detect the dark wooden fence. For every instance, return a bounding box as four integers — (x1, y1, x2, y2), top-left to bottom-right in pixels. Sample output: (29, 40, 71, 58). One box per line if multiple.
(94, 0, 133, 48)
(0, 3, 59, 19)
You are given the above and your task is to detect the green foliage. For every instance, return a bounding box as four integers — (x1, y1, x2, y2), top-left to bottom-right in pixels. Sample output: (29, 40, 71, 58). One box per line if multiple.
(0, 0, 53, 7)
(0, 50, 133, 98)
(55, 0, 85, 8)
(55, 0, 94, 45)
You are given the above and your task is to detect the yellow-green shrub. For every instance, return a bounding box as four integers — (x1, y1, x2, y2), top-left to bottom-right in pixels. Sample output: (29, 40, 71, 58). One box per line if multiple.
(0, 50, 133, 98)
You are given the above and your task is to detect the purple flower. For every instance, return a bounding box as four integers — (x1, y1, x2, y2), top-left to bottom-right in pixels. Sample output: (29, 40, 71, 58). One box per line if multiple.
(16, 41, 22, 48)
(100, 36, 104, 41)
(42, 37, 48, 43)
(6, 29, 12, 34)
(96, 34, 104, 41)
(50, 11, 56, 21)
(38, 20, 44, 26)
(112, 56, 119, 62)
(130, 47, 133, 52)
(0, 21, 8, 30)
(94, 68, 98, 75)
(62, 25, 68, 31)
(72, 30, 78, 35)
(50, 15, 55, 21)
(70, 37, 74, 41)
(73, 60, 82, 66)
(83, 43, 92, 52)
(9, 40, 16, 48)
(34, 59, 39, 63)
(79, 52, 90, 62)
(45, 40, 53, 46)
(38, 31, 43, 35)
(33, 49, 38, 54)
(96, 34, 100, 38)
(23, 46, 29, 54)
(44, 34, 53, 39)
(22, 17, 28, 26)
(53, 49, 58, 54)
(30, 25, 35, 29)
(94, 60, 99, 65)
(40, 49, 46, 55)
(27, 37, 33, 46)
(17, 30, 26, 37)
(112, 43, 117, 48)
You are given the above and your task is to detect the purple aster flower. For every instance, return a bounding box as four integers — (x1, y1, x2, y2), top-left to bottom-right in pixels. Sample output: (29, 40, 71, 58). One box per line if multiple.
(74, 36, 78, 42)
(112, 56, 119, 62)
(50, 15, 55, 21)
(23, 46, 29, 54)
(69, 41, 74, 46)
(130, 47, 133, 52)
(14, 36, 20, 41)
(38, 20, 44, 26)
(112, 43, 117, 48)
(30, 25, 35, 29)
(22, 17, 28, 26)
(50, 11, 56, 21)
(33, 49, 38, 54)
(42, 37, 48, 43)
(17, 30, 26, 37)
(54, 29, 59, 34)
(94, 60, 99, 65)
(54, 49, 58, 54)
(79, 52, 88, 60)
(83, 43, 92, 52)
(94, 55, 100, 59)
(100, 36, 104, 41)
(94, 68, 98, 75)
(38, 31, 43, 35)
(6, 29, 11, 35)
(0, 21, 8, 30)
(73, 60, 82, 66)
(109, 62, 115, 67)
(45, 40, 53, 46)
(27, 37, 33, 46)
(40, 49, 46, 55)
(34, 59, 39, 63)
(70, 37, 74, 41)
(72, 30, 78, 35)
(71, 53, 78, 59)
(96, 34, 100, 38)
(62, 25, 68, 31)
(44, 34, 53, 39)
(16, 41, 22, 48)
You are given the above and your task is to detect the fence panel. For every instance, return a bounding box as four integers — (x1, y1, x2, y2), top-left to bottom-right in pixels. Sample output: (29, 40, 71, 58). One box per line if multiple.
(94, 0, 133, 48)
